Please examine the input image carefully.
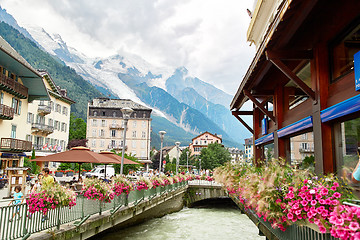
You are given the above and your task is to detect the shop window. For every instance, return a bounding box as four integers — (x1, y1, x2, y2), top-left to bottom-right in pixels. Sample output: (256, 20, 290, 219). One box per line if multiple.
(287, 62, 311, 110)
(335, 118, 360, 185)
(331, 23, 360, 80)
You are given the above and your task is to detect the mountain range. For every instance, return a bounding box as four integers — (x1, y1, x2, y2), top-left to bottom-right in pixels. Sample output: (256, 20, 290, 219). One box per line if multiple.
(0, 6, 251, 149)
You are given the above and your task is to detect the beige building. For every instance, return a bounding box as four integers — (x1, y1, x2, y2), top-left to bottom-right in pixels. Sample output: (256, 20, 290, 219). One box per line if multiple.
(244, 137, 253, 162)
(86, 98, 152, 162)
(25, 70, 75, 170)
(0, 36, 49, 191)
(290, 132, 314, 166)
(189, 132, 222, 156)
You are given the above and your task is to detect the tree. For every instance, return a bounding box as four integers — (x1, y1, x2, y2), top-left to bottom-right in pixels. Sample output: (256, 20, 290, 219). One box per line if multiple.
(179, 148, 196, 167)
(68, 139, 88, 149)
(69, 113, 87, 141)
(199, 143, 231, 170)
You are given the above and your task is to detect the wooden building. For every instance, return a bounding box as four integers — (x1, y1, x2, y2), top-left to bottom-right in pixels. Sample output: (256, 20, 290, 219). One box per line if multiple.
(231, 0, 360, 176)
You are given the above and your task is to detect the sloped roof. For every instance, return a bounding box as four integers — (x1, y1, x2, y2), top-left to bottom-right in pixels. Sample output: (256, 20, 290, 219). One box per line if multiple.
(192, 131, 222, 141)
(90, 98, 151, 110)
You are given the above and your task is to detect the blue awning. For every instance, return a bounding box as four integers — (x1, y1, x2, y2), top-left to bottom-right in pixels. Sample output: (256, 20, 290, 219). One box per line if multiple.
(0, 152, 26, 158)
(255, 133, 274, 146)
(278, 116, 313, 138)
(321, 94, 360, 122)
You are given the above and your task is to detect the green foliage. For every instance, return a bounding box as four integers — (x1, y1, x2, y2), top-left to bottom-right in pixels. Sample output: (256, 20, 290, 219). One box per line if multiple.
(179, 148, 195, 166)
(24, 158, 40, 174)
(0, 22, 102, 119)
(58, 163, 72, 170)
(112, 153, 141, 174)
(300, 155, 315, 171)
(164, 163, 176, 173)
(69, 113, 87, 140)
(199, 143, 231, 170)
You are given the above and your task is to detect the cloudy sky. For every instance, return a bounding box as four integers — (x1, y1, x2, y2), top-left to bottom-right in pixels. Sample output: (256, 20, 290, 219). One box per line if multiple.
(0, 0, 256, 95)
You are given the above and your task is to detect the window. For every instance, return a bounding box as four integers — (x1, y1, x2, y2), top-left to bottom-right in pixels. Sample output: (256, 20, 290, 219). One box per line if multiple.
(100, 140, 105, 147)
(131, 150, 137, 156)
(48, 118, 53, 127)
(133, 121, 137, 127)
(93, 111, 98, 116)
(142, 121, 146, 128)
(301, 143, 309, 150)
(301, 134, 308, 140)
(26, 134, 32, 142)
(132, 131, 137, 138)
(112, 111, 116, 117)
(56, 104, 61, 112)
(141, 141, 146, 149)
(143, 113, 146, 118)
(133, 112, 137, 118)
(61, 123, 65, 131)
(141, 151, 146, 158)
(11, 125, 16, 138)
(99, 129, 105, 137)
(111, 130, 116, 137)
(50, 101, 54, 111)
(27, 113, 33, 123)
(195, 140, 198, 145)
(11, 98, 21, 115)
(92, 119, 97, 127)
(111, 140, 116, 148)
(0, 92, 3, 104)
(331, 23, 360, 80)
(54, 120, 59, 130)
(102, 111, 106, 116)
(92, 140, 96, 148)
(142, 131, 146, 138)
(101, 120, 106, 127)
(92, 129, 96, 137)
(62, 106, 68, 115)
(204, 140, 207, 145)
(132, 141, 136, 148)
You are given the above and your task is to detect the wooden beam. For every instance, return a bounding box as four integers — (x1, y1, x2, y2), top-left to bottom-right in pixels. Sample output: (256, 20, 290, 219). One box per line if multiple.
(266, 55, 316, 101)
(251, 90, 273, 97)
(243, 89, 276, 122)
(266, 50, 313, 60)
(232, 113, 253, 134)
(231, 110, 253, 115)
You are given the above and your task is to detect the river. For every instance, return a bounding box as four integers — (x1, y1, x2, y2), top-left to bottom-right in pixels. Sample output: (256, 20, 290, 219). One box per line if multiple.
(96, 200, 265, 240)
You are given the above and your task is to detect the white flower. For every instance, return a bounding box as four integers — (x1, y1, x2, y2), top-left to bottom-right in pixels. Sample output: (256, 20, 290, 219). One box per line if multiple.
(309, 189, 316, 194)
(308, 180, 312, 184)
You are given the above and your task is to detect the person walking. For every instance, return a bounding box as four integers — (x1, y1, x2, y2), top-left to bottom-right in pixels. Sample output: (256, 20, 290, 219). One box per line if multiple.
(9, 186, 24, 222)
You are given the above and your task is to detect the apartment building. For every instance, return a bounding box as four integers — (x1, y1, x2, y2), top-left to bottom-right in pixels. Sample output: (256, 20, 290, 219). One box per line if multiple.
(86, 98, 152, 162)
(243, 137, 253, 162)
(189, 132, 222, 156)
(290, 132, 314, 166)
(228, 147, 243, 164)
(0, 36, 49, 181)
(25, 70, 75, 170)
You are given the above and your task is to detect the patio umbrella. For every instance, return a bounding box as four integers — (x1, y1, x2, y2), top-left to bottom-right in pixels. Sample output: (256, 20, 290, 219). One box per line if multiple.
(31, 146, 120, 179)
(99, 151, 139, 178)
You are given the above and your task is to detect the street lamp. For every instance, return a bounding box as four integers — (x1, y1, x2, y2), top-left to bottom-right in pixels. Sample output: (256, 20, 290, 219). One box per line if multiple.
(186, 151, 189, 173)
(158, 130, 166, 173)
(120, 107, 133, 175)
(199, 158, 202, 175)
(175, 141, 180, 174)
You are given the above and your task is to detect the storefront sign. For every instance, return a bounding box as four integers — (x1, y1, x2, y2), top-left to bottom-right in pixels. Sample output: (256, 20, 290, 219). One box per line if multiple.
(262, 118, 268, 135)
(355, 51, 360, 91)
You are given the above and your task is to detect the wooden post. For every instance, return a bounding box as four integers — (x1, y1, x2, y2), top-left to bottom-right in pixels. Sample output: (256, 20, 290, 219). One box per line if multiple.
(253, 107, 263, 165)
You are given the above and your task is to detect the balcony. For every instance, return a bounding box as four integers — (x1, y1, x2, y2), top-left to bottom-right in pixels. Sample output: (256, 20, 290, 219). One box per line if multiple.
(0, 104, 15, 120)
(31, 123, 54, 135)
(299, 147, 314, 153)
(37, 104, 51, 116)
(0, 138, 32, 152)
(109, 144, 127, 151)
(109, 124, 124, 130)
(0, 74, 28, 99)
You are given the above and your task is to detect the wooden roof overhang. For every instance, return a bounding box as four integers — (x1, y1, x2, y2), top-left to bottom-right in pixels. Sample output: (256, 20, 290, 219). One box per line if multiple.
(230, 0, 360, 111)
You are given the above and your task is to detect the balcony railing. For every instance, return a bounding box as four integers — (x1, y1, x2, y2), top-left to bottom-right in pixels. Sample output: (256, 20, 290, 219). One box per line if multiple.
(0, 74, 28, 99)
(109, 124, 124, 130)
(0, 104, 15, 120)
(31, 123, 54, 135)
(0, 138, 32, 152)
(37, 104, 51, 116)
(109, 144, 127, 151)
(299, 147, 314, 153)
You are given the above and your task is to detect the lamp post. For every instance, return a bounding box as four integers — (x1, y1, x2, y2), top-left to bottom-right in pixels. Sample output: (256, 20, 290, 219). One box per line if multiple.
(186, 151, 189, 173)
(199, 158, 202, 175)
(175, 141, 180, 174)
(158, 130, 166, 173)
(120, 107, 133, 175)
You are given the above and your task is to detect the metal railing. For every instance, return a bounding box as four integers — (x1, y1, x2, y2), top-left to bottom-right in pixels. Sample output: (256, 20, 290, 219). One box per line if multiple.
(109, 124, 124, 130)
(0, 104, 14, 120)
(0, 138, 32, 152)
(0, 181, 188, 240)
(37, 105, 51, 116)
(31, 123, 54, 134)
(0, 74, 28, 99)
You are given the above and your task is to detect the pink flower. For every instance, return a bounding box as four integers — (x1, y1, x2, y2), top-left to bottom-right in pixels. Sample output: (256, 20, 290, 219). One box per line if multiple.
(318, 225, 326, 233)
(332, 192, 341, 198)
(310, 200, 317, 206)
(348, 221, 359, 231)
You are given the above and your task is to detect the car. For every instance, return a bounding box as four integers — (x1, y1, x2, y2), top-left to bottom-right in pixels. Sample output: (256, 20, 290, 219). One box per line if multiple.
(85, 165, 115, 179)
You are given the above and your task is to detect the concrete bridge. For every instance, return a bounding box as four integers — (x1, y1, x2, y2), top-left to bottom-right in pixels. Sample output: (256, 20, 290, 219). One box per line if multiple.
(24, 181, 228, 240)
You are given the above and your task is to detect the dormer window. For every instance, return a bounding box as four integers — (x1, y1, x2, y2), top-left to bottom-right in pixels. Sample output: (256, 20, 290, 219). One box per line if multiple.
(113, 111, 116, 117)
(93, 111, 98, 116)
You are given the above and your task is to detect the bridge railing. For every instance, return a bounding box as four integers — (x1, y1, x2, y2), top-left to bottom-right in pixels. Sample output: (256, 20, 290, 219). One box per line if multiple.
(0, 181, 188, 240)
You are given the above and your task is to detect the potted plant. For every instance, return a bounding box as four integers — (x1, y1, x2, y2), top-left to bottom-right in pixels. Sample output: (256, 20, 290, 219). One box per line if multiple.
(65, 170, 74, 177)
(54, 170, 64, 177)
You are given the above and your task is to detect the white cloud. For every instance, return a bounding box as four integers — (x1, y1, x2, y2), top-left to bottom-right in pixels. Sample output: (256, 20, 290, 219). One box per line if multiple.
(0, 0, 256, 95)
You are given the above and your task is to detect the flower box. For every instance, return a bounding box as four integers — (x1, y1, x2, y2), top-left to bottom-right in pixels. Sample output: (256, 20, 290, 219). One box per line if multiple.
(55, 172, 63, 177)
(66, 172, 74, 177)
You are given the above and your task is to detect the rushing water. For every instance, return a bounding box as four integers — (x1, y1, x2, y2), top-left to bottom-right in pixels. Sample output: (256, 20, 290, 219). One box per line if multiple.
(97, 200, 265, 240)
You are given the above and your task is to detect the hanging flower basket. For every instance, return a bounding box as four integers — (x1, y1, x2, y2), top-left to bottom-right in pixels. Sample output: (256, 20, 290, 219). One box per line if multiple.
(81, 178, 114, 203)
(112, 176, 133, 196)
